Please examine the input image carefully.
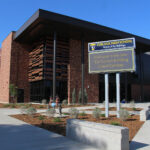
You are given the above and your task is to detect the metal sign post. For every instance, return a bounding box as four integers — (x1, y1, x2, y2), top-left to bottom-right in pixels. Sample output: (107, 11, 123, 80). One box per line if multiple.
(116, 73, 120, 118)
(105, 73, 109, 117)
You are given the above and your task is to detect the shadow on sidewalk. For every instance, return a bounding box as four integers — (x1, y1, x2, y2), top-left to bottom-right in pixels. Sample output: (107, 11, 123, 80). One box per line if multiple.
(130, 141, 149, 150)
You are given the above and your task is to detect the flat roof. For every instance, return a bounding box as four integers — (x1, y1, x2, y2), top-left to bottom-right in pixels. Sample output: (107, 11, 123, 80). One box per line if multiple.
(14, 9, 150, 46)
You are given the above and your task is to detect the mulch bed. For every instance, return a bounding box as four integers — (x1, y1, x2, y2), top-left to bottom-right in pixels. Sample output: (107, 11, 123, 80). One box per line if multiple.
(85, 107, 142, 111)
(0, 103, 94, 109)
(11, 113, 144, 142)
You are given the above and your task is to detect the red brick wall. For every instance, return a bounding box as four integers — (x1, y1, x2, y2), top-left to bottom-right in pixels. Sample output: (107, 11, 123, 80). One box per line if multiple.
(68, 39, 99, 103)
(0, 32, 13, 103)
(10, 40, 30, 103)
(0, 32, 30, 103)
(0, 48, 1, 68)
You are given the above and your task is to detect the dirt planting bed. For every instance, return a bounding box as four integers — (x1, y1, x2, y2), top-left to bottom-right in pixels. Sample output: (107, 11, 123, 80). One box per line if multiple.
(11, 113, 144, 141)
(0, 103, 94, 109)
(85, 107, 142, 111)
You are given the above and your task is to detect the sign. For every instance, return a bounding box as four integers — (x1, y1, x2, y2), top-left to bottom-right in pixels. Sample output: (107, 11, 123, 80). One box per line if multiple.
(89, 48, 136, 73)
(88, 38, 135, 52)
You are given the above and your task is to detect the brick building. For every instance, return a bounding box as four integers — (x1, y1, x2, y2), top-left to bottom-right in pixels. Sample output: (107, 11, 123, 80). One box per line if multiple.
(0, 9, 150, 103)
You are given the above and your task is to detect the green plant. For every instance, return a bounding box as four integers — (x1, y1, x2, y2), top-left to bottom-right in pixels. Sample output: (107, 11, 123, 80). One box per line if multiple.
(92, 107, 101, 119)
(78, 89, 82, 104)
(10, 103, 16, 108)
(130, 100, 135, 108)
(20, 106, 27, 114)
(63, 112, 69, 115)
(72, 88, 76, 104)
(111, 122, 121, 126)
(9, 84, 18, 103)
(26, 107, 37, 117)
(3, 104, 10, 108)
(62, 99, 68, 105)
(132, 107, 137, 111)
(38, 105, 44, 109)
(119, 108, 129, 121)
(17, 103, 25, 107)
(84, 88, 88, 104)
(101, 114, 105, 117)
(80, 111, 86, 116)
(25, 103, 32, 108)
(69, 108, 79, 119)
(53, 117, 61, 122)
(46, 108, 56, 118)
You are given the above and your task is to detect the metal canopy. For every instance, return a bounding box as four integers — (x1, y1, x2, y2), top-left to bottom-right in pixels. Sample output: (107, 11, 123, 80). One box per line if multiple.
(13, 9, 150, 47)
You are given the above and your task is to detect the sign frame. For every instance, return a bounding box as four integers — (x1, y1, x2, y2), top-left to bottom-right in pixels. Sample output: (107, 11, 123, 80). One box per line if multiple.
(88, 48, 136, 74)
(88, 37, 136, 52)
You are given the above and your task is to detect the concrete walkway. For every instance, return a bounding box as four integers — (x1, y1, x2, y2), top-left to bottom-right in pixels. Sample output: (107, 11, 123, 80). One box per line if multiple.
(0, 103, 150, 150)
(130, 117, 150, 150)
(0, 109, 99, 150)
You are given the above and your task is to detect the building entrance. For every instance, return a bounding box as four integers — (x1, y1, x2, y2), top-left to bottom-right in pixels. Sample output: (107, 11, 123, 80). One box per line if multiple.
(99, 74, 131, 103)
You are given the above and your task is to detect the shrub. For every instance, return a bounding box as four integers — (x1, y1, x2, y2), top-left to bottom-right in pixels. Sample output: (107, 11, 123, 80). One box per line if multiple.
(3, 104, 10, 108)
(26, 107, 37, 117)
(84, 88, 88, 104)
(80, 111, 86, 116)
(72, 88, 76, 104)
(46, 108, 56, 118)
(38, 105, 44, 109)
(101, 114, 105, 117)
(17, 103, 25, 107)
(130, 100, 135, 108)
(119, 108, 129, 121)
(41, 99, 47, 104)
(20, 106, 27, 114)
(111, 122, 121, 126)
(69, 108, 79, 119)
(38, 115, 45, 121)
(53, 117, 61, 122)
(62, 99, 68, 105)
(63, 112, 69, 115)
(25, 103, 32, 108)
(78, 89, 82, 104)
(92, 107, 101, 119)
(9, 84, 18, 103)
(10, 104, 16, 108)
(132, 107, 137, 111)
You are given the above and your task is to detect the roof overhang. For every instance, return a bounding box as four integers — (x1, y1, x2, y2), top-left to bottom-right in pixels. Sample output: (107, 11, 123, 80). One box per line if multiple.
(13, 9, 150, 48)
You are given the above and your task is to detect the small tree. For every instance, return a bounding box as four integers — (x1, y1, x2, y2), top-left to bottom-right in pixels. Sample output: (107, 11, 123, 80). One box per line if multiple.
(119, 108, 129, 121)
(92, 107, 101, 119)
(69, 108, 79, 119)
(78, 89, 82, 104)
(84, 88, 88, 104)
(9, 84, 18, 103)
(72, 88, 76, 104)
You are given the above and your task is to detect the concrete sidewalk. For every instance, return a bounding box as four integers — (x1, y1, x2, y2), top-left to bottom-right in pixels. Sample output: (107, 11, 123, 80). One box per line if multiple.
(0, 110, 99, 150)
(130, 117, 150, 150)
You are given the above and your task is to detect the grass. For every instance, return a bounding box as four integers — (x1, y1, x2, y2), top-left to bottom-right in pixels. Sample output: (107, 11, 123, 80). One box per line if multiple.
(38, 105, 44, 109)
(79, 111, 86, 116)
(101, 114, 105, 117)
(63, 113, 69, 115)
(132, 107, 137, 111)
(38, 115, 45, 120)
(111, 122, 122, 126)
(3, 104, 11, 108)
(53, 117, 62, 122)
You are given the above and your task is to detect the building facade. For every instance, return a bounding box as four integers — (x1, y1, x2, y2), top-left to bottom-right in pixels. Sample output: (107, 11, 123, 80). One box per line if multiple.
(0, 9, 150, 103)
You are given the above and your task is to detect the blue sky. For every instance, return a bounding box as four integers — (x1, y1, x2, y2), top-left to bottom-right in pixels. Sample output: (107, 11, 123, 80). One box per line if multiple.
(0, 0, 150, 47)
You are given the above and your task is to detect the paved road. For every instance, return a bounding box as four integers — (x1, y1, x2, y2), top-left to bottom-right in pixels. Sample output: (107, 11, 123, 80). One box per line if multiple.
(0, 109, 99, 150)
